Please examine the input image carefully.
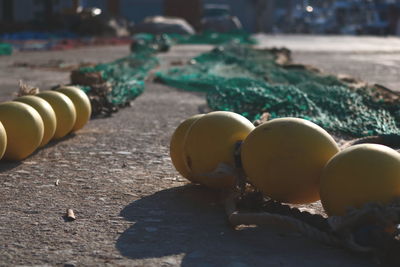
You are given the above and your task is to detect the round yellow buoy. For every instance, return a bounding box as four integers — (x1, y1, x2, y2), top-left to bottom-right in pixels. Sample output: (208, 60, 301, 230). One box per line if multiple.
(56, 86, 91, 131)
(0, 102, 44, 161)
(170, 114, 204, 181)
(183, 111, 255, 188)
(0, 121, 7, 160)
(14, 95, 57, 147)
(36, 91, 76, 139)
(320, 144, 400, 216)
(241, 118, 339, 204)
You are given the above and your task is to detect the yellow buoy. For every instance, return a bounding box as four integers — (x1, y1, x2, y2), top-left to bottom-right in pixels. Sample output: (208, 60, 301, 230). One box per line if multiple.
(0, 121, 7, 160)
(0, 102, 44, 161)
(170, 114, 204, 181)
(320, 144, 400, 216)
(56, 86, 91, 131)
(14, 95, 57, 147)
(183, 111, 255, 188)
(241, 118, 339, 204)
(36, 91, 76, 139)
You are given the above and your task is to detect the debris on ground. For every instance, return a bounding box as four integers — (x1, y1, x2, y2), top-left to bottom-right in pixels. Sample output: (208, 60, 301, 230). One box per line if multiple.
(65, 209, 76, 221)
(12, 60, 94, 72)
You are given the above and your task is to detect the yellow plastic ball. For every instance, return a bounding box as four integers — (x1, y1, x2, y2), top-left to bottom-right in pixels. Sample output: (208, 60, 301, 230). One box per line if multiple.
(56, 86, 91, 132)
(36, 91, 76, 139)
(0, 121, 7, 160)
(14, 95, 57, 147)
(320, 144, 400, 216)
(0, 102, 44, 161)
(183, 111, 255, 188)
(170, 114, 204, 181)
(241, 118, 339, 204)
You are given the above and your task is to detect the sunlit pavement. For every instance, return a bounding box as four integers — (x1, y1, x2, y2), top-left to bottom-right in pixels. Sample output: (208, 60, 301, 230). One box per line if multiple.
(256, 34, 400, 52)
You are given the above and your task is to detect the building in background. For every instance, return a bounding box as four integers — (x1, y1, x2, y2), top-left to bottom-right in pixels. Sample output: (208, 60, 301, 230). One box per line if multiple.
(0, 0, 73, 22)
(164, 0, 202, 30)
(121, 0, 163, 26)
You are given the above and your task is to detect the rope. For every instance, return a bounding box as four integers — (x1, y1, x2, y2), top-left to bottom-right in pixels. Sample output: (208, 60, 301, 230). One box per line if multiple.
(224, 192, 374, 252)
(220, 142, 399, 263)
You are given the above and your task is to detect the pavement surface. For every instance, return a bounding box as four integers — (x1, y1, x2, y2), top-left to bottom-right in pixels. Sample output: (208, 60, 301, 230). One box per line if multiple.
(1, 35, 399, 266)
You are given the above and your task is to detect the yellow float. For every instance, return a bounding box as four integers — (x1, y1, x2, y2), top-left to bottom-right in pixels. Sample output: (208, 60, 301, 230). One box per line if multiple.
(56, 86, 91, 131)
(241, 117, 339, 204)
(14, 95, 57, 147)
(0, 102, 44, 160)
(320, 144, 400, 216)
(36, 91, 76, 139)
(170, 114, 204, 181)
(183, 111, 254, 188)
(0, 121, 6, 160)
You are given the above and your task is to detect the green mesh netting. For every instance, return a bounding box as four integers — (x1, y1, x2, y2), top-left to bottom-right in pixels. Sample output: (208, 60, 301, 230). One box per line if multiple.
(130, 31, 255, 53)
(73, 32, 256, 116)
(131, 33, 172, 53)
(0, 43, 12, 55)
(74, 50, 158, 109)
(155, 44, 400, 137)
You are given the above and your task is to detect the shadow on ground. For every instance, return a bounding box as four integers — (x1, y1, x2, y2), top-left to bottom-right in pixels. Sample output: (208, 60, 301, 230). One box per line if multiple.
(0, 133, 77, 172)
(0, 161, 22, 172)
(116, 184, 373, 267)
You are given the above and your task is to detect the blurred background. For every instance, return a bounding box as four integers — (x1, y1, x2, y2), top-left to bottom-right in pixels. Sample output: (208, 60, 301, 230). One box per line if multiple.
(1, 0, 400, 36)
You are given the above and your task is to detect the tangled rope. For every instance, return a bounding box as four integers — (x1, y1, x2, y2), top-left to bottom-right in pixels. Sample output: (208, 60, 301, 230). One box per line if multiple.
(225, 187, 400, 265)
(218, 141, 400, 266)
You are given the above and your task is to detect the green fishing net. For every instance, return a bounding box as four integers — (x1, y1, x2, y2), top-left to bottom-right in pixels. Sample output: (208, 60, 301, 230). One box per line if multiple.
(130, 31, 255, 53)
(0, 43, 12, 55)
(131, 33, 172, 53)
(73, 51, 158, 114)
(155, 44, 400, 137)
(72, 32, 256, 116)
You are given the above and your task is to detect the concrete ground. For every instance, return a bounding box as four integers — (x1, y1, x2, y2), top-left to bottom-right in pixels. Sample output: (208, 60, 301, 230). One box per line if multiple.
(1, 35, 399, 266)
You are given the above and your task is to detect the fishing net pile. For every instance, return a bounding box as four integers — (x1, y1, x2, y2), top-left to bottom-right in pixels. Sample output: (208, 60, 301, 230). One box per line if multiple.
(156, 44, 400, 137)
(131, 31, 255, 51)
(0, 43, 12, 55)
(70, 32, 254, 117)
(70, 50, 158, 116)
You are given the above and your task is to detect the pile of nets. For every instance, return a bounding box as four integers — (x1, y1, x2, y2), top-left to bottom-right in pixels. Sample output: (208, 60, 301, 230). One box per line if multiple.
(131, 33, 172, 53)
(0, 43, 12, 55)
(71, 50, 158, 116)
(130, 31, 255, 53)
(71, 32, 256, 116)
(156, 44, 400, 137)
